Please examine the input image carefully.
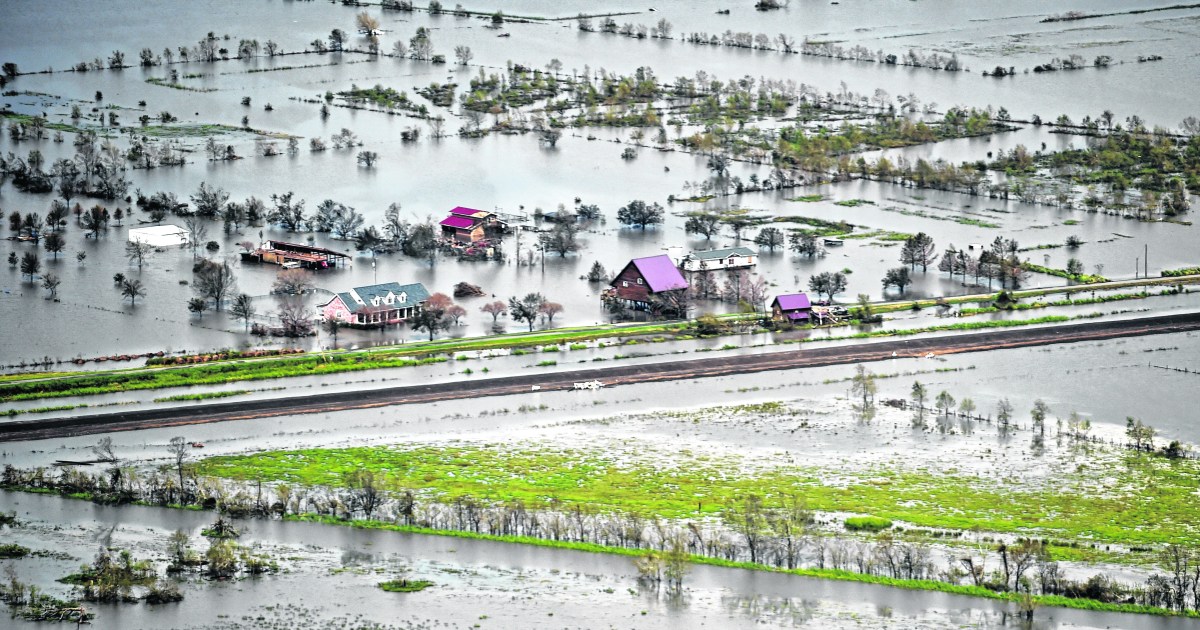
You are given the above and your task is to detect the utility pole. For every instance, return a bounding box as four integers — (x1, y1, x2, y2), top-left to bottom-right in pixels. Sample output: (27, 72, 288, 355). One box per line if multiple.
(1145, 243, 1149, 278)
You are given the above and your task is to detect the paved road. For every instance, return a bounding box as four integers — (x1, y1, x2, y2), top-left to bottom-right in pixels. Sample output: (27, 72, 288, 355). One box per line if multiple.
(4, 312, 1199, 442)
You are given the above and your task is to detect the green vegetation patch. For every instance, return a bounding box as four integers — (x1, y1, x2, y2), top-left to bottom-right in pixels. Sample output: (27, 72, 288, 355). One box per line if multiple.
(0, 355, 447, 403)
(145, 77, 217, 93)
(378, 579, 433, 592)
(0, 543, 31, 558)
(338, 84, 425, 114)
(197, 442, 1200, 547)
(154, 390, 249, 403)
(1025, 263, 1108, 284)
(844, 516, 892, 532)
(773, 215, 856, 237)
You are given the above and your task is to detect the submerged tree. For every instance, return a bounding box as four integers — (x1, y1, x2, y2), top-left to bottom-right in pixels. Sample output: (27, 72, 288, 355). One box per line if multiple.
(193, 260, 237, 310)
(120, 278, 146, 305)
(230, 294, 256, 331)
(846, 364, 877, 420)
(754, 226, 784, 252)
(616, 200, 664, 230)
(508, 293, 546, 331)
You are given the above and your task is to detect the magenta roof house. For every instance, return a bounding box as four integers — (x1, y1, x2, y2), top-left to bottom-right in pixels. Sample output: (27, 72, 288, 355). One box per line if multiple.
(608, 254, 689, 310)
(771, 293, 812, 322)
(439, 206, 496, 242)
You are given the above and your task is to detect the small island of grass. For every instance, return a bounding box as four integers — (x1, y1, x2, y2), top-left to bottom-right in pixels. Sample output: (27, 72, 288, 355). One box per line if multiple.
(378, 579, 433, 593)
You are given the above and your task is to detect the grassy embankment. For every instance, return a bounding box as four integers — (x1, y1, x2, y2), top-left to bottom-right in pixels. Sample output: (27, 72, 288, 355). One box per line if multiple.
(196, 442, 1200, 617)
(0, 319, 708, 402)
(872, 274, 1200, 314)
(0, 314, 1073, 403)
(2, 275, 1196, 404)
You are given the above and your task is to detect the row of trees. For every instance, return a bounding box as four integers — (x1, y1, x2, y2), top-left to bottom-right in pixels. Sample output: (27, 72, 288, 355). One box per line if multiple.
(0, 131, 130, 200)
(7, 455, 1199, 614)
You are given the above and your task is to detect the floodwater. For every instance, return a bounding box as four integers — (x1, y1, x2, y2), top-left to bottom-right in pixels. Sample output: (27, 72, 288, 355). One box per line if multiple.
(2, 3, 1199, 625)
(1, 489, 1192, 630)
(2, 0, 1199, 361)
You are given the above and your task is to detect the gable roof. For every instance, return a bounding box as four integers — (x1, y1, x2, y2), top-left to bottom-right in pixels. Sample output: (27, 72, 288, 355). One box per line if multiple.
(449, 206, 490, 219)
(628, 255, 688, 293)
(440, 216, 475, 229)
(335, 282, 430, 314)
(691, 246, 757, 260)
(772, 293, 811, 311)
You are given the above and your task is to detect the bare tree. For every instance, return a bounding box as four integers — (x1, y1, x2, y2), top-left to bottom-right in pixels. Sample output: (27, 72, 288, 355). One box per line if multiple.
(193, 260, 237, 310)
(538, 301, 564, 323)
(125, 240, 152, 268)
(92, 436, 118, 463)
(168, 436, 189, 504)
(273, 269, 314, 295)
(230, 294, 256, 331)
(41, 272, 61, 299)
(345, 470, 383, 519)
(453, 45, 473, 65)
(481, 300, 506, 322)
(276, 297, 314, 336)
(183, 216, 208, 258)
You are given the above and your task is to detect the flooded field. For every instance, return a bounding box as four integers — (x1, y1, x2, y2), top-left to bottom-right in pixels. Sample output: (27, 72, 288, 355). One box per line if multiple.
(2, 0, 1199, 362)
(6, 489, 1190, 630)
(3, 0, 1200, 627)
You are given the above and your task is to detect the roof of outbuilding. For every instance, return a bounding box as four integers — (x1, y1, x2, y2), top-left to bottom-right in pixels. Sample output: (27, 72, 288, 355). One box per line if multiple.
(439, 216, 476, 229)
(690, 246, 757, 260)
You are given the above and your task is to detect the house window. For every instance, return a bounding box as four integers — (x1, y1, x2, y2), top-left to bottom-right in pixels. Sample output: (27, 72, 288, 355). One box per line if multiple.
(636, 278, 643, 285)
(398, 292, 407, 303)
(385, 294, 394, 305)
(622, 281, 628, 287)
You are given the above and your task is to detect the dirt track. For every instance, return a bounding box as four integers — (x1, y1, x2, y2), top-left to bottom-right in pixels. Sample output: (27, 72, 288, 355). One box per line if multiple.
(4, 312, 1199, 442)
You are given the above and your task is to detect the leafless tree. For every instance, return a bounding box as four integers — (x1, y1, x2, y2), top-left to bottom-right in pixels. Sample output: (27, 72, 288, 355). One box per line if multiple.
(168, 436, 189, 504)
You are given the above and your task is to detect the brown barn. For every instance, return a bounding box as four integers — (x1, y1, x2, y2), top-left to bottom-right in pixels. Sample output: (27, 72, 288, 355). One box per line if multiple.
(608, 254, 689, 310)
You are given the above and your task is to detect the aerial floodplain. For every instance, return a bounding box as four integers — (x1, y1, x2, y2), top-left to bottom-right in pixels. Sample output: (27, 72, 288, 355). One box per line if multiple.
(2, 1, 1199, 628)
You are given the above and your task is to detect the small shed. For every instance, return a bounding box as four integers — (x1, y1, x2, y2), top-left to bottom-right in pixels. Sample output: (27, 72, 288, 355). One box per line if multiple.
(771, 293, 812, 323)
(128, 225, 188, 248)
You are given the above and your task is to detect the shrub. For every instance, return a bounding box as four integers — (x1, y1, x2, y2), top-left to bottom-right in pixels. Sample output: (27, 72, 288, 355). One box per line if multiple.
(845, 516, 893, 532)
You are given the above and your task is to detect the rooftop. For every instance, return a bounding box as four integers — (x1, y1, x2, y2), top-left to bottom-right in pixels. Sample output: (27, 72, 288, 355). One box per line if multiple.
(440, 216, 476, 229)
(335, 282, 431, 313)
(266, 240, 349, 258)
(773, 293, 812, 311)
(629, 255, 689, 293)
(449, 206, 491, 219)
(690, 246, 757, 260)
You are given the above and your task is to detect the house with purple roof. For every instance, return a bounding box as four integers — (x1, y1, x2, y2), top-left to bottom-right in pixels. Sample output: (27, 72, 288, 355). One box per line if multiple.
(439, 206, 498, 243)
(608, 254, 689, 310)
(771, 293, 812, 323)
